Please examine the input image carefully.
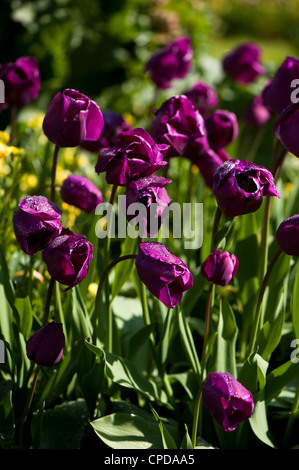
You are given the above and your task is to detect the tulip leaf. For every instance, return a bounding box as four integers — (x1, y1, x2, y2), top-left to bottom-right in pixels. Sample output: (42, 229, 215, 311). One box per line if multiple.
(111, 235, 137, 299)
(257, 291, 285, 360)
(127, 323, 156, 360)
(150, 405, 178, 449)
(177, 309, 201, 377)
(291, 262, 299, 339)
(180, 424, 193, 449)
(264, 360, 299, 405)
(249, 390, 276, 448)
(90, 412, 164, 449)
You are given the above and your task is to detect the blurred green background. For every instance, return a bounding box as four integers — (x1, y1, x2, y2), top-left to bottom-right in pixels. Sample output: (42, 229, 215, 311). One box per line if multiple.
(1, 0, 299, 126)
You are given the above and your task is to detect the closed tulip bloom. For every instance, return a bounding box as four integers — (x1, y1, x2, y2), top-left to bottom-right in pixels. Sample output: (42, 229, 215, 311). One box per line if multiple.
(42, 88, 104, 148)
(0, 56, 40, 110)
(213, 160, 280, 218)
(222, 42, 265, 85)
(276, 215, 299, 256)
(205, 110, 238, 150)
(145, 36, 193, 89)
(61, 174, 103, 213)
(95, 128, 169, 186)
(150, 94, 206, 159)
(81, 109, 131, 152)
(202, 372, 254, 432)
(26, 322, 65, 367)
(42, 229, 93, 290)
(125, 176, 171, 237)
(201, 250, 238, 287)
(262, 56, 299, 115)
(135, 242, 193, 309)
(183, 81, 218, 115)
(274, 101, 299, 158)
(243, 95, 270, 127)
(13, 196, 63, 255)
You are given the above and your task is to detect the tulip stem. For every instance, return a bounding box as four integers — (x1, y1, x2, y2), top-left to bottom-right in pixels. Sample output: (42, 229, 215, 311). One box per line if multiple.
(211, 206, 222, 251)
(249, 248, 283, 355)
(50, 144, 60, 202)
(92, 254, 137, 344)
(19, 365, 40, 445)
(42, 277, 55, 326)
(191, 282, 214, 449)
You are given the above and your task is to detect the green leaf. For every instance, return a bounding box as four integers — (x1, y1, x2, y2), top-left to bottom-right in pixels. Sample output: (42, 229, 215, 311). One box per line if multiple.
(150, 406, 177, 449)
(85, 340, 168, 404)
(128, 323, 156, 360)
(265, 360, 299, 405)
(0, 380, 14, 440)
(249, 390, 276, 448)
(291, 263, 299, 339)
(180, 424, 193, 450)
(237, 351, 269, 395)
(111, 235, 137, 299)
(257, 292, 285, 360)
(178, 309, 201, 377)
(91, 412, 163, 449)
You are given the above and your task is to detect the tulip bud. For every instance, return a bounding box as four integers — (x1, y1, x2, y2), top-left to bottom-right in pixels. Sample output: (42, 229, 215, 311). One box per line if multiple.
(276, 215, 299, 256)
(213, 160, 280, 218)
(0, 56, 40, 109)
(42, 88, 104, 148)
(42, 229, 93, 290)
(26, 322, 65, 367)
(145, 37, 193, 89)
(135, 242, 193, 309)
(222, 42, 265, 85)
(13, 196, 63, 255)
(183, 81, 218, 115)
(243, 95, 270, 127)
(61, 174, 103, 213)
(202, 372, 254, 432)
(274, 101, 299, 158)
(205, 109, 238, 150)
(124, 176, 171, 237)
(201, 250, 238, 287)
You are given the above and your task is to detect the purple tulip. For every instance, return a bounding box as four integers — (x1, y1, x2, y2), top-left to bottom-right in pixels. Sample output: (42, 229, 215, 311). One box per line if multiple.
(222, 42, 265, 85)
(201, 250, 239, 287)
(243, 95, 270, 127)
(205, 110, 238, 150)
(145, 37, 193, 89)
(183, 81, 218, 115)
(274, 101, 299, 158)
(61, 174, 103, 213)
(42, 229, 93, 290)
(150, 94, 206, 159)
(195, 147, 231, 189)
(202, 372, 254, 432)
(42, 88, 104, 148)
(95, 127, 169, 186)
(13, 196, 63, 255)
(276, 215, 299, 256)
(124, 176, 171, 237)
(0, 56, 40, 110)
(26, 322, 65, 367)
(135, 242, 193, 309)
(81, 109, 131, 152)
(262, 56, 299, 115)
(213, 160, 280, 218)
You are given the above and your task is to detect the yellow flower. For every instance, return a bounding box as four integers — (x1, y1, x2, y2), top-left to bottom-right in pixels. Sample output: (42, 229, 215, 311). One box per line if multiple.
(88, 282, 98, 297)
(0, 160, 11, 175)
(63, 148, 76, 165)
(27, 112, 45, 130)
(56, 165, 71, 185)
(0, 131, 10, 144)
(19, 173, 38, 191)
(0, 142, 23, 159)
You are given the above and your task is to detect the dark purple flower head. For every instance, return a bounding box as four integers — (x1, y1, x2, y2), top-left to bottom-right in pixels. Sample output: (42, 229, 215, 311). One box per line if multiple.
(26, 322, 65, 367)
(150, 94, 206, 159)
(61, 174, 103, 213)
(213, 159, 280, 217)
(135, 242, 193, 309)
(262, 56, 299, 115)
(42, 88, 104, 148)
(205, 110, 238, 150)
(276, 215, 299, 256)
(195, 147, 231, 189)
(81, 109, 131, 152)
(95, 127, 169, 186)
(13, 196, 63, 255)
(0, 56, 40, 110)
(183, 81, 218, 115)
(222, 42, 265, 85)
(202, 372, 254, 432)
(201, 250, 238, 287)
(145, 37, 193, 89)
(42, 229, 93, 290)
(274, 101, 299, 158)
(125, 176, 171, 237)
(243, 95, 270, 127)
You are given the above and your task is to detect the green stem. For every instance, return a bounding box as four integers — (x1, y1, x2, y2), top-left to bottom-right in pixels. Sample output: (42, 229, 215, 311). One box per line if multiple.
(92, 254, 137, 344)
(191, 282, 214, 448)
(211, 206, 222, 251)
(50, 144, 60, 202)
(249, 248, 283, 355)
(42, 277, 55, 326)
